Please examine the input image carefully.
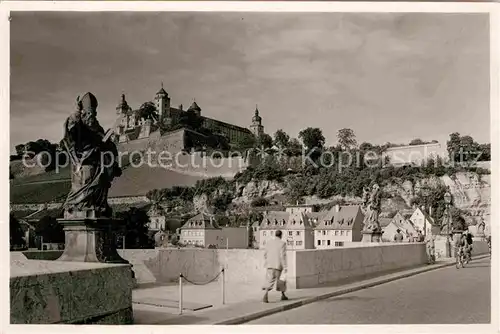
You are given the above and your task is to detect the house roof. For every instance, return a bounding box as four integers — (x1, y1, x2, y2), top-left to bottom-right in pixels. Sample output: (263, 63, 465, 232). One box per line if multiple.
(181, 212, 219, 229)
(379, 218, 392, 228)
(315, 205, 362, 230)
(10, 209, 37, 220)
(25, 207, 64, 221)
(260, 211, 313, 230)
(110, 202, 151, 215)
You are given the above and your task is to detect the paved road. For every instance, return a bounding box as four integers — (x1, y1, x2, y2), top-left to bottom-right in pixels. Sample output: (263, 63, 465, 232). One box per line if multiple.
(248, 256, 491, 324)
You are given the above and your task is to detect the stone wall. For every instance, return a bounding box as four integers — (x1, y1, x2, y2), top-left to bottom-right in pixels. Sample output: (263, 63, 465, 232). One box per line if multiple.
(10, 258, 134, 324)
(118, 244, 427, 289)
(292, 243, 426, 288)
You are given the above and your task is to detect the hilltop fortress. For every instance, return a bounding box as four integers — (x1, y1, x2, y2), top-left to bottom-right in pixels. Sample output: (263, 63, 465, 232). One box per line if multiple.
(114, 83, 264, 145)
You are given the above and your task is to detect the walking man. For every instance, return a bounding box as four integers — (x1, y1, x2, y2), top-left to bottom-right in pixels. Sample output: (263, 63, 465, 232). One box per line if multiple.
(262, 230, 288, 303)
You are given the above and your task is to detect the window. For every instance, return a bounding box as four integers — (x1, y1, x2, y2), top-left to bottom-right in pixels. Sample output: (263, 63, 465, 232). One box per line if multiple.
(322, 230, 326, 235)
(263, 231, 267, 236)
(296, 241, 302, 246)
(346, 231, 350, 236)
(327, 240, 331, 246)
(287, 240, 293, 246)
(322, 240, 326, 246)
(296, 231, 301, 236)
(340, 231, 344, 236)
(335, 241, 344, 247)
(317, 240, 321, 246)
(335, 231, 339, 236)
(288, 231, 293, 236)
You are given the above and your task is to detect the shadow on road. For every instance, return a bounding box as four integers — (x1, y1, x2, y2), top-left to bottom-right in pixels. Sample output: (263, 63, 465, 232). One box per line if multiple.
(462, 264, 490, 268)
(319, 295, 377, 303)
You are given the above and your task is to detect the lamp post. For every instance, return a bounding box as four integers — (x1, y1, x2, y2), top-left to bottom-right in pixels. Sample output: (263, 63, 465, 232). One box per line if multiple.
(443, 191, 452, 257)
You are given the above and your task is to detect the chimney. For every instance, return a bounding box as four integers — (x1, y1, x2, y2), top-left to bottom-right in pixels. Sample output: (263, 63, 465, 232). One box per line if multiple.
(179, 104, 183, 110)
(335, 204, 340, 213)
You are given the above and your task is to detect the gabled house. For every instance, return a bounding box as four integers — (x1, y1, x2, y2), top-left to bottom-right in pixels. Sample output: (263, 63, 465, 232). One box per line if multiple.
(382, 211, 418, 242)
(259, 211, 315, 249)
(179, 212, 220, 247)
(314, 205, 364, 248)
(409, 207, 435, 237)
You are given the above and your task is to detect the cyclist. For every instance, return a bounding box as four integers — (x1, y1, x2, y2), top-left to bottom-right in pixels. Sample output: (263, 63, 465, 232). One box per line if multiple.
(465, 232, 473, 262)
(454, 233, 467, 262)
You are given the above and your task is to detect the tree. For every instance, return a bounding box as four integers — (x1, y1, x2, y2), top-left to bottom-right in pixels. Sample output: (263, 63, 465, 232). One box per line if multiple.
(286, 138, 303, 156)
(35, 216, 65, 244)
(10, 214, 26, 249)
(233, 133, 256, 151)
(116, 207, 153, 249)
(251, 197, 270, 207)
(209, 192, 234, 214)
(15, 144, 25, 156)
(409, 138, 425, 146)
(273, 129, 290, 149)
(258, 133, 273, 149)
(478, 143, 491, 161)
(447, 132, 462, 162)
(299, 128, 325, 151)
(138, 101, 159, 122)
(337, 128, 357, 151)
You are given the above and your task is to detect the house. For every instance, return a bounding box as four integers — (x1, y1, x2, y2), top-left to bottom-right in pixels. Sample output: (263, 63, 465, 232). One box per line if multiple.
(314, 205, 364, 248)
(259, 211, 315, 250)
(221, 227, 250, 249)
(409, 207, 435, 237)
(381, 211, 418, 242)
(147, 204, 167, 231)
(179, 212, 221, 247)
(284, 204, 317, 214)
(179, 212, 248, 248)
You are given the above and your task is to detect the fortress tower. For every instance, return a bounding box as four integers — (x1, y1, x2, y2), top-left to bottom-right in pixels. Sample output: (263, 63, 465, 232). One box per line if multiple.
(155, 82, 171, 126)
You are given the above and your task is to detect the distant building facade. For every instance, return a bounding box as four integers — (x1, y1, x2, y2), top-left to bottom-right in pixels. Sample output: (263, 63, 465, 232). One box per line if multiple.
(179, 212, 248, 248)
(382, 142, 447, 167)
(314, 205, 364, 248)
(114, 84, 261, 144)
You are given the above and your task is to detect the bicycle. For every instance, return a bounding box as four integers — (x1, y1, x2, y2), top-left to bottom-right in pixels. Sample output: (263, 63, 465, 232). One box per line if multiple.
(456, 248, 467, 269)
(427, 247, 436, 264)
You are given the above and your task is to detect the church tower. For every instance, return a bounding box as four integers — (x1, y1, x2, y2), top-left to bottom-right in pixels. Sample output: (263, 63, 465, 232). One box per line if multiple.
(250, 105, 264, 138)
(115, 93, 130, 137)
(155, 82, 171, 125)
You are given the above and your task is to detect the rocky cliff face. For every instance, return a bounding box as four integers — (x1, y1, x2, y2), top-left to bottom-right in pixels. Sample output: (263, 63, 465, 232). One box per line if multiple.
(385, 172, 491, 211)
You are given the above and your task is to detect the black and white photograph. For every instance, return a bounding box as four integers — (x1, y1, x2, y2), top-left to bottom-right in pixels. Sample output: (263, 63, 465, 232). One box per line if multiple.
(3, 2, 497, 329)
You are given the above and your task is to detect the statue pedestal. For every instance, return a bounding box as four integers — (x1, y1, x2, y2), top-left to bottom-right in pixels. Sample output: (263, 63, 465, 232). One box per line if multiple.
(57, 218, 128, 264)
(361, 230, 383, 243)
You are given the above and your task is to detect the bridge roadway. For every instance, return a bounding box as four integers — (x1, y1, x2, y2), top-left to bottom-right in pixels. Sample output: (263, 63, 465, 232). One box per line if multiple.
(248, 256, 491, 324)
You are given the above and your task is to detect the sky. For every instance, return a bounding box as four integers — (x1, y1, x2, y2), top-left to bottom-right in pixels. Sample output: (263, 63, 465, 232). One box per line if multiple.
(10, 12, 490, 153)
